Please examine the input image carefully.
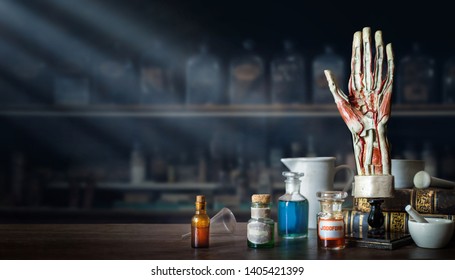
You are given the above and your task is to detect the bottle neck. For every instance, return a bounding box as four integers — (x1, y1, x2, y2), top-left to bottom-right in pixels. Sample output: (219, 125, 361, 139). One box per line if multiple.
(285, 179, 300, 194)
(195, 202, 207, 214)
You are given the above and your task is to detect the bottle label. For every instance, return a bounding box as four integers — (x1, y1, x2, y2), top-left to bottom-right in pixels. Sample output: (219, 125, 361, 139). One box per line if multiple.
(318, 219, 344, 240)
(247, 221, 273, 244)
(251, 207, 270, 219)
(229, 59, 266, 104)
(233, 63, 261, 81)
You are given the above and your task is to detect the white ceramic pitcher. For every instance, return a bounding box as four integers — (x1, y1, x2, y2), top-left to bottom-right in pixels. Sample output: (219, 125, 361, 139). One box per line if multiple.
(281, 157, 354, 229)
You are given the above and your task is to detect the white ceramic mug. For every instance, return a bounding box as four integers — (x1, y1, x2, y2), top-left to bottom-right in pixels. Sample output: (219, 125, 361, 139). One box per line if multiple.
(391, 159, 425, 189)
(281, 157, 354, 229)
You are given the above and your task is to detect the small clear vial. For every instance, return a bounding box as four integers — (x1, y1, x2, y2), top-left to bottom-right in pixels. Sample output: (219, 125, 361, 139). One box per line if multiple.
(278, 171, 308, 239)
(247, 194, 275, 248)
(317, 191, 347, 250)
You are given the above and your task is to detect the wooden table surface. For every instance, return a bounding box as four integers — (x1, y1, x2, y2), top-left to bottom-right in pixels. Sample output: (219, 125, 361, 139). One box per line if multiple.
(1, 223, 454, 260)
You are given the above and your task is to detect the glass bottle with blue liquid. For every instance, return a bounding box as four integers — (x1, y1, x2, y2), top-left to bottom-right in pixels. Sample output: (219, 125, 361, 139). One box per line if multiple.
(278, 171, 308, 239)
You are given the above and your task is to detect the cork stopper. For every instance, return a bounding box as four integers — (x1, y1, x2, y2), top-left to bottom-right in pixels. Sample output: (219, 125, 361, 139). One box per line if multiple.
(196, 195, 205, 203)
(251, 194, 271, 204)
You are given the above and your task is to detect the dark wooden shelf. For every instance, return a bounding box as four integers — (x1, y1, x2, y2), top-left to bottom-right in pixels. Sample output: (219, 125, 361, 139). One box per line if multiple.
(1, 104, 455, 118)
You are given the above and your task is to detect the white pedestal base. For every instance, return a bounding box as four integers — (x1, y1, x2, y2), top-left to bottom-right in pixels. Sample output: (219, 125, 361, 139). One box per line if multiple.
(353, 175, 394, 198)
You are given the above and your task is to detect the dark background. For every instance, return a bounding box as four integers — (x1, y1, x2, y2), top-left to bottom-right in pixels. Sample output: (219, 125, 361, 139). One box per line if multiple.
(1, 0, 454, 222)
(3, 0, 454, 63)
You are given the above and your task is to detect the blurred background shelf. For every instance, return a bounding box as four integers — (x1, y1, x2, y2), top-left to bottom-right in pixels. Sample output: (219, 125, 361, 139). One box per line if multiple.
(49, 181, 219, 191)
(1, 104, 455, 118)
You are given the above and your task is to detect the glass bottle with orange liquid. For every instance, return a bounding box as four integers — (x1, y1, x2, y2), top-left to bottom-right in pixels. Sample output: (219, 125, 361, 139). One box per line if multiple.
(191, 195, 210, 248)
(317, 191, 347, 250)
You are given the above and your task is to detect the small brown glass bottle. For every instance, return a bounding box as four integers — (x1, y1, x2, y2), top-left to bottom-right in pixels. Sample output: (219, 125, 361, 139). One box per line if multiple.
(191, 195, 210, 248)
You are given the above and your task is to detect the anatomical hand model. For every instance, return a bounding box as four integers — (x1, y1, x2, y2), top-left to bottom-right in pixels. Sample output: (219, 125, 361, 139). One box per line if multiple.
(324, 27, 394, 176)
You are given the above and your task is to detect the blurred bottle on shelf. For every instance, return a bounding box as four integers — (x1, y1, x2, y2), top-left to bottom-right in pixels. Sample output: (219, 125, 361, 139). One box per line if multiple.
(228, 39, 267, 104)
(442, 56, 455, 104)
(247, 161, 259, 188)
(11, 151, 26, 206)
(269, 147, 285, 184)
(196, 149, 208, 183)
(175, 152, 198, 183)
(232, 155, 251, 206)
(186, 42, 225, 105)
(312, 45, 346, 104)
(396, 43, 437, 104)
(270, 40, 307, 104)
(53, 47, 91, 105)
(25, 167, 51, 207)
(209, 129, 235, 184)
(130, 141, 146, 184)
(91, 41, 138, 105)
(149, 145, 168, 182)
(231, 139, 252, 206)
(138, 40, 178, 104)
(0, 41, 52, 105)
(257, 161, 272, 194)
(305, 135, 317, 157)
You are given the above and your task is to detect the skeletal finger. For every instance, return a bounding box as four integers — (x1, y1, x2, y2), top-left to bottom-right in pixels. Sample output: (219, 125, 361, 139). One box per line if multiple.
(324, 70, 348, 103)
(351, 31, 362, 91)
(378, 43, 394, 114)
(374, 30, 384, 92)
(384, 43, 394, 91)
(362, 27, 373, 91)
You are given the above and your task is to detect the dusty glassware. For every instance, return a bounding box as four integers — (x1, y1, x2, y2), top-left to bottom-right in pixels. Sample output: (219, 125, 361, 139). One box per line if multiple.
(228, 39, 267, 104)
(396, 43, 436, 104)
(247, 194, 274, 248)
(185, 42, 224, 105)
(317, 191, 347, 250)
(270, 40, 307, 104)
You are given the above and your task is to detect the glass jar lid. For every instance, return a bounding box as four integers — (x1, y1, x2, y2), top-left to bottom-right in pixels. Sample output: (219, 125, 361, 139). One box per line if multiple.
(316, 191, 348, 201)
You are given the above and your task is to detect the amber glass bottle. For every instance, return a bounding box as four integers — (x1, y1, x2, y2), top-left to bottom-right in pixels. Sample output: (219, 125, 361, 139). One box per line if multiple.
(191, 195, 210, 248)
